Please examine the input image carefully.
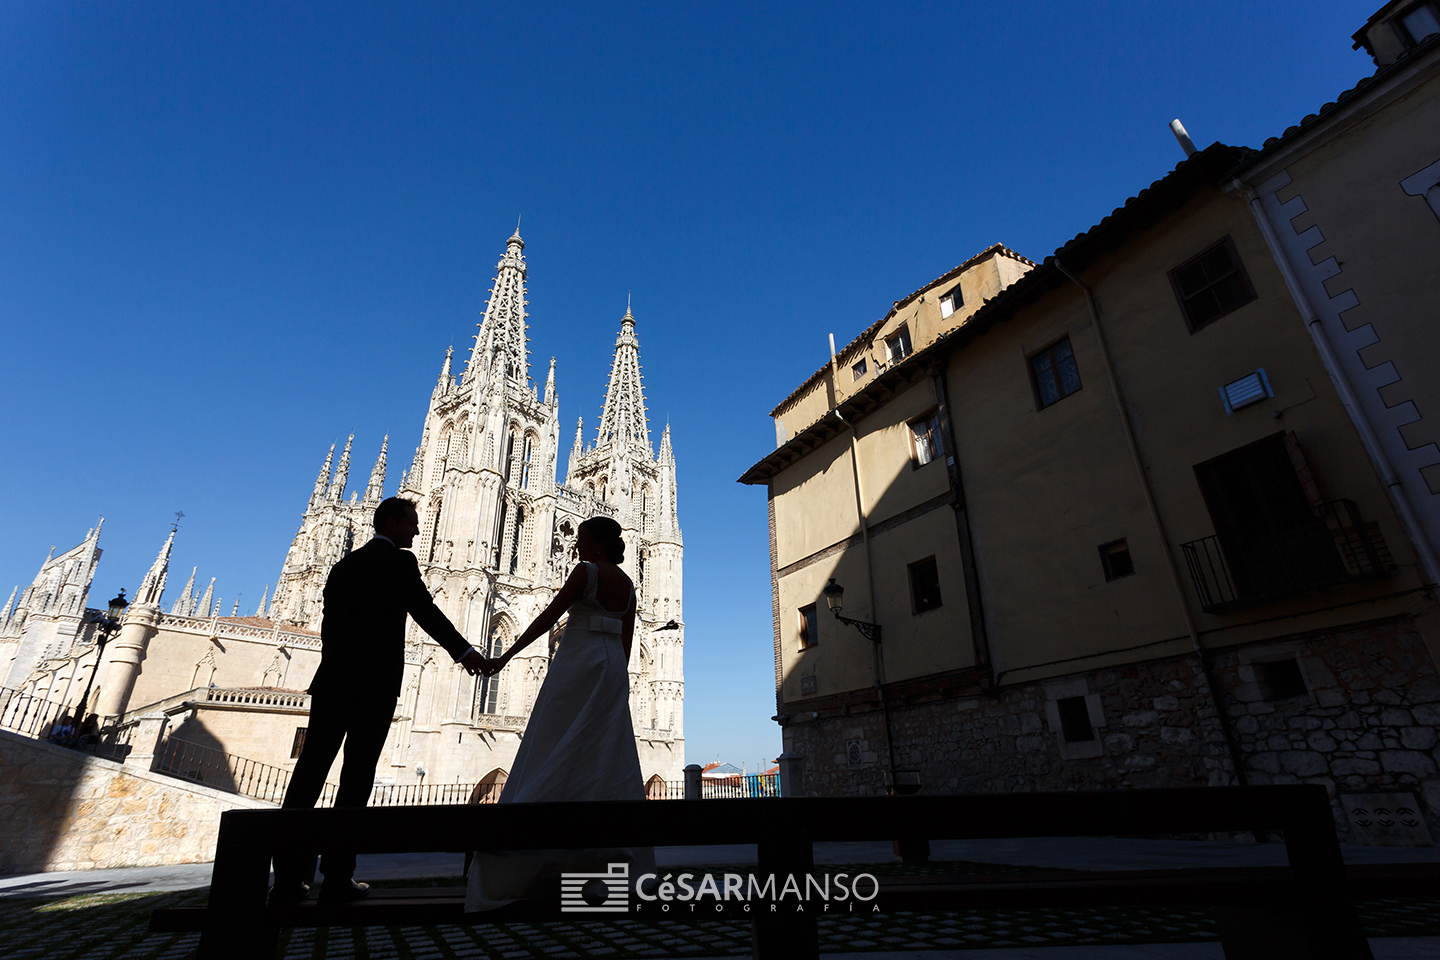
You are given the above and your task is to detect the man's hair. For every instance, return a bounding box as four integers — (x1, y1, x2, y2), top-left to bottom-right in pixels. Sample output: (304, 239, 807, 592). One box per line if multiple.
(374, 496, 417, 531)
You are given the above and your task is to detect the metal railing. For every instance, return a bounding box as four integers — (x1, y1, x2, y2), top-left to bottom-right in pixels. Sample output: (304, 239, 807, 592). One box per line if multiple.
(369, 781, 498, 806)
(645, 773, 781, 799)
(153, 736, 296, 803)
(1182, 498, 1391, 613)
(0, 687, 131, 760)
(702, 773, 781, 798)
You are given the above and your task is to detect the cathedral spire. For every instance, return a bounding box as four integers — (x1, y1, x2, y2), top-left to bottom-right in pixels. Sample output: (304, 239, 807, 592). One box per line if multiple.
(544, 357, 557, 405)
(595, 303, 652, 453)
(196, 578, 216, 619)
(463, 231, 530, 387)
(171, 568, 197, 615)
(310, 444, 335, 510)
(255, 584, 270, 618)
(567, 416, 584, 482)
(328, 434, 354, 501)
(366, 435, 388, 502)
(438, 346, 453, 391)
(1, 585, 15, 628)
(133, 528, 174, 606)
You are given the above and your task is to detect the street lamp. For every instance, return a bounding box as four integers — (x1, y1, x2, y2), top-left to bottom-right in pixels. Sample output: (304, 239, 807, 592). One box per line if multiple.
(821, 578, 919, 797)
(822, 579, 882, 643)
(655, 620, 680, 632)
(73, 589, 128, 726)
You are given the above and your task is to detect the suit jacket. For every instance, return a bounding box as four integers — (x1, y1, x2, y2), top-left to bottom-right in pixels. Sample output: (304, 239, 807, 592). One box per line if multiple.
(309, 537, 471, 702)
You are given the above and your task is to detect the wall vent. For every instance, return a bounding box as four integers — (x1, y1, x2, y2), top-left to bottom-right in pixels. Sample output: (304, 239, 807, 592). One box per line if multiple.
(1220, 368, 1273, 414)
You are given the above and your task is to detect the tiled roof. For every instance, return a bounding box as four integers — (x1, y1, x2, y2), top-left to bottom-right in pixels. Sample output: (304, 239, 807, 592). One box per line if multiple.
(1237, 30, 1439, 172)
(741, 143, 1248, 486)
(769, 244, 1036, 417)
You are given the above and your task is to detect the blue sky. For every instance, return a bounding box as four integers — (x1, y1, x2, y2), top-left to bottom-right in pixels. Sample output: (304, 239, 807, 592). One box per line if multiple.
(0, 1, 1380, 769)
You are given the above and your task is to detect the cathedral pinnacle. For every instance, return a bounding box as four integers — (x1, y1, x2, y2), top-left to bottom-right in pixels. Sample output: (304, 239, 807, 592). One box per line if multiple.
(596, 303, 651, 454)
(366, 435, 388, 502)
(328, 434, 354, 501)
(171, 568, 197, 616)
(133, 527, 175, 606)
(464, 232, 531, 388)
(438, 346, 453, 389)
(545, 357, 557, 405)
(310, 444, 335, 510)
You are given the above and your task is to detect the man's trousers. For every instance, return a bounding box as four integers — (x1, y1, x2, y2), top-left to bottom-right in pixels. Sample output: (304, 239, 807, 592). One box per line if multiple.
(273, 689, 395, 886)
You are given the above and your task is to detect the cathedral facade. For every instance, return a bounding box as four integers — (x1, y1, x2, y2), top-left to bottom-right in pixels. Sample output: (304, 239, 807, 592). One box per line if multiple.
(1, 231, 685, 791)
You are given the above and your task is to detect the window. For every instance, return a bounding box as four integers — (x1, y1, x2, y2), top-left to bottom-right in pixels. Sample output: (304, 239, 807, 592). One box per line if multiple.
(1029, 337, 1082, 409)
(939, 286, 963, 319)
(1099, 539, 1134, 580)
(852, 358, 868, 381)
(290, 727, 307, 759)
(909, 411, 945, 466)
(886, 326, 912, 362)
(1169, 236, 1257, 332)
(1401, 3, 1440, 46)
(908, 557, 942, 613)
(799, 603, 819, 649)
(1259, 659, 1308, 700)
(520, 435, 534, 489)
(1055, 697, 1095, 743)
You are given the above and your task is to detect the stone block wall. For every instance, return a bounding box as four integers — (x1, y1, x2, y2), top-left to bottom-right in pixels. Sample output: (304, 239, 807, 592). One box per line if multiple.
(786, 652, 1236, 799)
(0, 729, 267, 874)
(781, 617, 1440, 841)
(1209, 617, 1440, 835)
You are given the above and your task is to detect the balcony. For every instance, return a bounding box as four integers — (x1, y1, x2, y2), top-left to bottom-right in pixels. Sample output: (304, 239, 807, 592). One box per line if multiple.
(1181, 499, 1392, 613)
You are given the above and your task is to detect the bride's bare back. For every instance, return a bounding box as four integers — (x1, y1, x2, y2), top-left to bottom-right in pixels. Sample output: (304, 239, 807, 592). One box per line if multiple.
(588, 561, 634, 614)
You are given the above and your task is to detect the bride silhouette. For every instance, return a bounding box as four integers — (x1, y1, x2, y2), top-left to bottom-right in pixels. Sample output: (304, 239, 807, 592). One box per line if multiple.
(466, 516, 653, 911)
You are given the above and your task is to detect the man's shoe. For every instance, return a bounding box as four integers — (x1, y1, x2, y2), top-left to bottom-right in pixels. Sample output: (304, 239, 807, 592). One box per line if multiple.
(268, 881, 310, 905)
(318, 879, 370, 904)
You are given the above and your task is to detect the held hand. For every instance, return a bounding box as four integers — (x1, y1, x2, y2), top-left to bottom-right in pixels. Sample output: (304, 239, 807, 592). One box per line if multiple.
(460, 649, 487, 676)
(481, 656, 507, 677)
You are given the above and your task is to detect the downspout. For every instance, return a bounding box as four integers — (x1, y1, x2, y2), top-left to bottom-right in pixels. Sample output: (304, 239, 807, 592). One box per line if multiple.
(828, 334, 898, 784)
(928, 362, 994, 682)
(1236, 180, 1440, 588)
(1054, 258, 1250, 788)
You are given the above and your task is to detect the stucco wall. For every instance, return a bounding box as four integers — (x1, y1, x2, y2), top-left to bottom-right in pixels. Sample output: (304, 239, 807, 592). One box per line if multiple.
(0, 729, 267, 874)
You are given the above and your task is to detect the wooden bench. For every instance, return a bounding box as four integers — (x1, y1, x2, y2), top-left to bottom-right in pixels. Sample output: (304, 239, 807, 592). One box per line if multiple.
(172, 785, 1390, 959)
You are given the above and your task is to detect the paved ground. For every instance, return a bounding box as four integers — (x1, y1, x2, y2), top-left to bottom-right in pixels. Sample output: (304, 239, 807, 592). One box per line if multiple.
(3, 840, 1439, 959)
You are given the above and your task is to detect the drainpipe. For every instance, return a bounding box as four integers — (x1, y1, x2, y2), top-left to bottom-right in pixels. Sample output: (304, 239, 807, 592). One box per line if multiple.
(928, 363, 994, 680)
(828, 333, 898, 785)
(1054, 259, 1250, 788)
(1235, 180, 1440, 589)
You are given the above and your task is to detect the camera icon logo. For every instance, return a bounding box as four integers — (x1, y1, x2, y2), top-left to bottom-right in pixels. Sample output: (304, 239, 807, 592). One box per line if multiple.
(560, 862, 630, 913)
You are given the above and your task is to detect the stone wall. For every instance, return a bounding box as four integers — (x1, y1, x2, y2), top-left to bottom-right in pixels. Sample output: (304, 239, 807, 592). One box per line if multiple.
(781, 617, 1440, 841)
(0, 729, 267, 874)
(1210, 616, 1440, 832)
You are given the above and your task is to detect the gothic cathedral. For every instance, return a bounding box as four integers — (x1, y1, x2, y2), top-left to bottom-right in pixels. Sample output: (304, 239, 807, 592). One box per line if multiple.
(1, 230, 685, 791)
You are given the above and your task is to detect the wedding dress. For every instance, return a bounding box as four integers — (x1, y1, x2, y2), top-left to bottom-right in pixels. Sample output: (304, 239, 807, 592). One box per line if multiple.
(465, 561, 653, 912)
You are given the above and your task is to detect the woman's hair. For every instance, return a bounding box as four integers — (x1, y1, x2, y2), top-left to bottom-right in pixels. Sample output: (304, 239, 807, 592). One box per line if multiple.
(580, 516, 625, 563)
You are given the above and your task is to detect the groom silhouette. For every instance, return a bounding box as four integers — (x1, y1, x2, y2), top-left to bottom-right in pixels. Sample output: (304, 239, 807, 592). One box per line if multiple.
(271, 496, 486, 904)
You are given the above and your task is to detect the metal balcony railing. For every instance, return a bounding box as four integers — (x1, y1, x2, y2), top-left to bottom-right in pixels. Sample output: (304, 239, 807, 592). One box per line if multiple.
(153, 736, 298, 803)
(0, 687, 132, 760)
(1181, 498, 1391, 613)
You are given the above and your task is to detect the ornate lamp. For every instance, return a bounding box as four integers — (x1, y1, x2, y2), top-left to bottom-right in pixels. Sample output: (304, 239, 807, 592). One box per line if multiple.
(72, 588, 127, 729)
(822, 578, 881, 643)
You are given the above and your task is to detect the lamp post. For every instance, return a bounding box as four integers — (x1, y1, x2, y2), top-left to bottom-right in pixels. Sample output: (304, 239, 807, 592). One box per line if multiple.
(74, 589, 128, 725)
(820, 578, 922, 799)
(822, 579, 882, 643)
